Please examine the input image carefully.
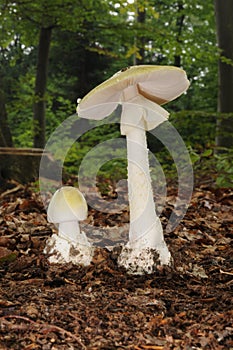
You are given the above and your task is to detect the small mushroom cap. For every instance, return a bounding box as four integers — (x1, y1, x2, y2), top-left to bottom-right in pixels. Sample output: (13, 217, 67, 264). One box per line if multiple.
(47, 186, 88, 223)
(77, 65, 189, 119)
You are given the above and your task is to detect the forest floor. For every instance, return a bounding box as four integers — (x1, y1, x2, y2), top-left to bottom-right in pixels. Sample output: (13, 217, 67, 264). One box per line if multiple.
(0, 178, 232, 350)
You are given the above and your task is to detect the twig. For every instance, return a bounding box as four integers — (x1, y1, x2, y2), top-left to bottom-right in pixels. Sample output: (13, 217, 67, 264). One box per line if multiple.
(220, 269, 233, 276)
(0, 315, 36, 324)
(135, 346, 164, 350)
(0, 315, 86, 349)
(0, 184, 24, 198)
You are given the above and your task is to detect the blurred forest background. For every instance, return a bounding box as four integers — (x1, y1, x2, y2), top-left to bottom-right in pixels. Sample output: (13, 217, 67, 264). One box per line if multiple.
(0, 0, 232, 187)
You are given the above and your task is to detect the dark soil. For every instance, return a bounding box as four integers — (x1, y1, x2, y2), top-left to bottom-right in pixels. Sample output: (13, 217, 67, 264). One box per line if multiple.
(0, 180, 232, 349)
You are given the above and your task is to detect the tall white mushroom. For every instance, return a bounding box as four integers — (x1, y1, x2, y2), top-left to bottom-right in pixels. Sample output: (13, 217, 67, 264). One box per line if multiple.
(77, 65, 189, 274)
(44, 186, 94, 266)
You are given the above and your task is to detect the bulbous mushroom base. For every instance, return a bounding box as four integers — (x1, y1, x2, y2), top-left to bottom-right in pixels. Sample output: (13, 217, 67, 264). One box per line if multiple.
(117, 243, 172, 275)
(44, 234, 94, 266)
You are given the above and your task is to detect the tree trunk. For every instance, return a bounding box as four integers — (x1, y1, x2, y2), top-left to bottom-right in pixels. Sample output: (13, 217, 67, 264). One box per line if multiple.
(174, 1, 185, 67)
(0, 88, 13, 147)
(33, 27, 52, 148)
(215, 0, 233, 149)
(136, 8, 146, 64)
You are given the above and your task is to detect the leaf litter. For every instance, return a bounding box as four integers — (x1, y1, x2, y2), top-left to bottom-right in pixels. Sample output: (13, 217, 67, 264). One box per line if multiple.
(0, 179, 232, 349)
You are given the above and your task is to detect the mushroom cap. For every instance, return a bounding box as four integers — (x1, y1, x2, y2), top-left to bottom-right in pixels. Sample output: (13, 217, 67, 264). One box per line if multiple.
(47, 186, 88, 223)
(77, 65, 190, 119)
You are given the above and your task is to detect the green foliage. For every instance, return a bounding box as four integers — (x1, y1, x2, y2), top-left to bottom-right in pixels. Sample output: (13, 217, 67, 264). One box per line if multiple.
(185, 144, 233, 188)
(6, 66, 76, 146)
(170, 111, 217, 148)
(215, 150, 233, 188)
(7, 69, 35, 147)
(1, 0, 232, 188)
(63, 123, 122, 174)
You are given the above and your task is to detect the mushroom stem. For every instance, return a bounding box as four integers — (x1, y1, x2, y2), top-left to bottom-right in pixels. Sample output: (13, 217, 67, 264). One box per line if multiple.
(120, 101, 171, 264)
(125, 122, 164, 248)
(121, 111, 163, 248)
(58, 221, 89, 245)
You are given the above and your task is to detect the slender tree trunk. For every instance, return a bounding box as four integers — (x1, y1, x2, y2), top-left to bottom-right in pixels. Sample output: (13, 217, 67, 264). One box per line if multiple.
(136, 8, 146, 64)
(215, 0, 233, 149)
(33, 27, 52, 148)
(0, 88, 13, 147)
(174, 1, 185, 67)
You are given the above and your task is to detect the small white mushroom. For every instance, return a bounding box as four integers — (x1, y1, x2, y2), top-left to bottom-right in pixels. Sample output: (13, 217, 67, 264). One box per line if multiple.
(77, 65, 189, 274)
(44, 186, 94, 266)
